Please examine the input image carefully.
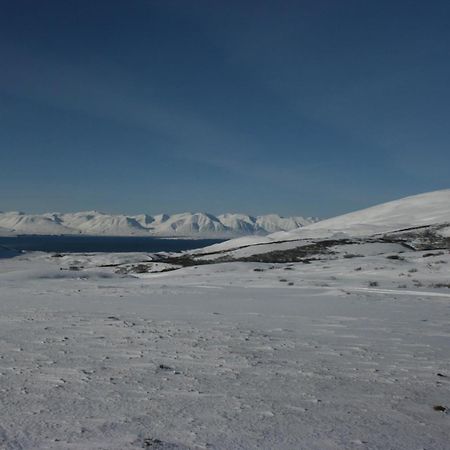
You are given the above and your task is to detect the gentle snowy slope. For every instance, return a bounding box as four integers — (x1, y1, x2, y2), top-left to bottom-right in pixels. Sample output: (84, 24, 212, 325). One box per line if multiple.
(202, 189, 450, 254)
(282, 188, 450, 237)
(0, 210, 317, 237)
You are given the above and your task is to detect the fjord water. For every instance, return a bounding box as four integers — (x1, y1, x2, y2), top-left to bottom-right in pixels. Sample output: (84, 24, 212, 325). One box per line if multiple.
(0, 235, 226, 253)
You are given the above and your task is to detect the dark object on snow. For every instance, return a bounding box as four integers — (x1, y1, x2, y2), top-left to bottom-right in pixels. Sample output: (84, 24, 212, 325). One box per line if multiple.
(423, 251, 445, 257)
(143, 438, 163, 448)
(433, 405, 447, 412)
(138, 437, 191, 449)
(386, 254, 404, 260)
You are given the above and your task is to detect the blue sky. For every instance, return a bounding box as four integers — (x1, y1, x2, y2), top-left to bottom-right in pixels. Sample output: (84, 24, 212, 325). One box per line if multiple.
(1, 1, 449, 217)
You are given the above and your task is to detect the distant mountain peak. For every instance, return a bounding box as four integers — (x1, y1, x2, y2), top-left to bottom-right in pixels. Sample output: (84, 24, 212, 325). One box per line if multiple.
(0, 210, 318, 237)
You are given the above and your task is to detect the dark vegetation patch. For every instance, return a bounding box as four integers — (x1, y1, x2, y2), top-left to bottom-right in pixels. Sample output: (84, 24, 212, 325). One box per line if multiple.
(133, 437, 190, 449)
(136, 223, 450, 267)
(423, 251, 445, 257)
(60, 265, 83, 271)
(115, 263, 180, 275)
(429, 283, 450, 289)
(384, 224, 450, 251)
(237, 239, 354, 263)
(157, 254, 213, 267)
(386, 254, 404, 260)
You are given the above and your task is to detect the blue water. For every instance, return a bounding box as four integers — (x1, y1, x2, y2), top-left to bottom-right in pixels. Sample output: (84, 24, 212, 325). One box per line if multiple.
(0, 235, 226, 253)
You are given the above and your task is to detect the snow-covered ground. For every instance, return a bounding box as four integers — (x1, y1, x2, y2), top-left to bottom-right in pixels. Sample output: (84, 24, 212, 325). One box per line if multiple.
(0, 247, 449, 449)
(1, 190, 449, 449)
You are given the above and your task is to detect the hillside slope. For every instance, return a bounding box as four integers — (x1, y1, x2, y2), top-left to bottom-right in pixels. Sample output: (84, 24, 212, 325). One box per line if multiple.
(192, 189, 450, 258)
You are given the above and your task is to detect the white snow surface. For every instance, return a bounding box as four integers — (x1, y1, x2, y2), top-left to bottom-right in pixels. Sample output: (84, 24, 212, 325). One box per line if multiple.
(0, 249, 449, 449)
(287, 188, 450, 235)
(1, 189, 450, 448)
(0, 211, 317, 237)
(202, 189, 450, 254)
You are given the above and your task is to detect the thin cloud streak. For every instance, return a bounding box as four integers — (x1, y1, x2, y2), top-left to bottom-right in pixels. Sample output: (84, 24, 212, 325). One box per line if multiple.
(0, 43, 339, 197)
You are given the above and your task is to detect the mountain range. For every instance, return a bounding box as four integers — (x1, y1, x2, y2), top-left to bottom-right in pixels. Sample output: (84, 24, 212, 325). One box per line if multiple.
(0, 211, 318, 237)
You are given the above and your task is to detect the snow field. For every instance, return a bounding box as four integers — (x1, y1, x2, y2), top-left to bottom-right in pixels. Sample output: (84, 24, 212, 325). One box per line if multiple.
(0, 249, 449, 449)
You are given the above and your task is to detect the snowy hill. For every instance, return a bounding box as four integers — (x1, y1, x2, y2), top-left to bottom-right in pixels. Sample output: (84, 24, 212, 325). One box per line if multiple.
(192, 189, 450, 258)
(0, 210, 317, 237)
(273, 188, 450, 240)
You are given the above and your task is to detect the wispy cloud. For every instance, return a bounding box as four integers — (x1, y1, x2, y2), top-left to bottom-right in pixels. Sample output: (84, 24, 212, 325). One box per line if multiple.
(0, 42, 338, 196)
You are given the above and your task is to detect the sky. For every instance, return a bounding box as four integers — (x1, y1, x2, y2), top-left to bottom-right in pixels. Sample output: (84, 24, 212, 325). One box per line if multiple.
(1, 0, 449, 218)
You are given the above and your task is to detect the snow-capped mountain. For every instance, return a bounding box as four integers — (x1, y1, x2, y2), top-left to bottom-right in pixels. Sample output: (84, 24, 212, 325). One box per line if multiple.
(149, 213, 229, 236)
(60, 212, 146, 235)
(0, 212, 73, 235)
(0, 211, 318, 237)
